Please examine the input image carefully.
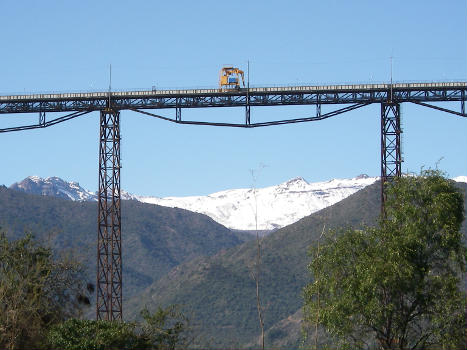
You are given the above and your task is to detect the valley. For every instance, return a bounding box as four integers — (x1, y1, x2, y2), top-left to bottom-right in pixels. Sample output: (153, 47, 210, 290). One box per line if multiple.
(2, 177, 466, 348)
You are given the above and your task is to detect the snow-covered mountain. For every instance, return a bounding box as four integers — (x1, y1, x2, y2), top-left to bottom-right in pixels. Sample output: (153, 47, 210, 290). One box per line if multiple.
(10, 176, 97, 201)
(9, 174, 467, 231)
(9, 176, 137, 201)
(453, 175, 467, 183)
(137, 175, 379, 231)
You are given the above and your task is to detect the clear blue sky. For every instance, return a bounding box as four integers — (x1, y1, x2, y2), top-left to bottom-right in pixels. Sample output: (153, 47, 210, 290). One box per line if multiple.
(0, 0, 466, 197)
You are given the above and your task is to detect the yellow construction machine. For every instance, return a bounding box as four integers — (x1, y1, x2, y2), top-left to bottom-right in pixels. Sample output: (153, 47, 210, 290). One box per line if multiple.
(219, 66, 245, 89)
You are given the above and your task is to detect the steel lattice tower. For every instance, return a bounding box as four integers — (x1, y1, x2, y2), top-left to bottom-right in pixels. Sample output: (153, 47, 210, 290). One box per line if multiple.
(96, 107, 122, 320)
(381, 102, 402, 207)
(1, 80, 463, 320)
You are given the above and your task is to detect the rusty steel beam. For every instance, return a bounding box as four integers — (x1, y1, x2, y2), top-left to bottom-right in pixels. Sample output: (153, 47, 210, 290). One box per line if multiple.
(381, 102, 402, 211)
(96, 107, 122, 321)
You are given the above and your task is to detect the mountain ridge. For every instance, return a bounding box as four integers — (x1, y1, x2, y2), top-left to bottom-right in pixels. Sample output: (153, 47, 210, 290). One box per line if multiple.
(137, 175, 379, 230)
(125, 181, 384, 347)
(10, 175, 467, 232)
(9, 176, 137, 201)
(10, 174, 381, 231)
(0, 185, 250, 299)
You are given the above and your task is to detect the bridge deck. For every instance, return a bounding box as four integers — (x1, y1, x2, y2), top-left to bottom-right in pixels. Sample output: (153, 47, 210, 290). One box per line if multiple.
(0, 81, 465, 114)
(1, 81, 465, 101)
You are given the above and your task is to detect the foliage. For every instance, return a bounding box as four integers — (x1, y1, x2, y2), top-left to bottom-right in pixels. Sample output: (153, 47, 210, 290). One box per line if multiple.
(0, 230, 191, 350)
(47, 305, 191, 350)
(140, 304, 193, 349)
(47, 319, 150, 350)
(303, 170, 467, 349)
(3, 177, 465, 349)
(0, 232, 90, 350)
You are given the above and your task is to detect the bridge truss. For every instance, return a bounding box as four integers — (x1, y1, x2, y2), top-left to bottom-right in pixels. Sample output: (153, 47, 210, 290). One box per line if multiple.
(1, 81, 465, 320)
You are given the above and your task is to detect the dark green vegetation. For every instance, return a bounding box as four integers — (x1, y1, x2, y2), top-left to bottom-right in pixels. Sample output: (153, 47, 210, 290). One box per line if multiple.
(303, 171, 467, 349)
(48, 319, 148, 350)
(0, 233, 90, 349)
(1, 177, 465, 349)
(127, 179, 467, 349)
(0, 185, 251, 299)
(126, 180, 384, 348)
(48, 305, 191, 350)
(0, 233, 191, 350)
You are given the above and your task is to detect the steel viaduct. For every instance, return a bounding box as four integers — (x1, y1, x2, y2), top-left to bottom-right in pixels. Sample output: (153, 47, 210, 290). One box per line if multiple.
(1, 81, 466, 321)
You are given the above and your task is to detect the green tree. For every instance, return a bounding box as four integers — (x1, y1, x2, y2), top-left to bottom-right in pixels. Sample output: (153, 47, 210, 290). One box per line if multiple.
(47, 305, 192, 350)
(303, 170, 466, 349)
(47, 319, 150, 350)
(0, 232, 90, 350)
(140, 305, 193, 350)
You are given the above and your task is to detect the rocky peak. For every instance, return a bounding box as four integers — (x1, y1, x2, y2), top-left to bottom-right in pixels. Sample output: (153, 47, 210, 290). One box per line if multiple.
(9, 176, 97, 201)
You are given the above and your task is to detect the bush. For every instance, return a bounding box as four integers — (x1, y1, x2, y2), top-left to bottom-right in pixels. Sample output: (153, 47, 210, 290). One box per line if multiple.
(0, 232, 90, 349)
(47, 305, 192, 350)
(47, 319, 150, 350)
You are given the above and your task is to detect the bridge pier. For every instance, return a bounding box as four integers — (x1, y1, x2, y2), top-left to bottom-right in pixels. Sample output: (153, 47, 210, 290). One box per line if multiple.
(381, 102, 402, 209)
(96, 107, 122, 321)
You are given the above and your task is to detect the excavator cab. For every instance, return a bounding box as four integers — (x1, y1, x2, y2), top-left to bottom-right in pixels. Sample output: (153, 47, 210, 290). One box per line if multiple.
(219, 66, 245, 90)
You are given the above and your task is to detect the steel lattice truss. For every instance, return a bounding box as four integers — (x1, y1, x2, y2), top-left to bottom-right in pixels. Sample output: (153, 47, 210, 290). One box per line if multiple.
(96, 108, 122, 321)
(0, 81, 465, 321)
(381, 103, 402, 205)
(0, 83, 465, 114)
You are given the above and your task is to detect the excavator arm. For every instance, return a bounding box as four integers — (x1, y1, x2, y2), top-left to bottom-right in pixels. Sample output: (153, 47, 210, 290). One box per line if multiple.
(236, 69, 245, 87)
(219, 67, 245, 89)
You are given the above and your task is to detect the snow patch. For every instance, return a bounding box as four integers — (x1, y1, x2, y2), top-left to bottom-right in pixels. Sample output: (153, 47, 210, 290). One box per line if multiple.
(453, 176, 467, 183)
(136, 175, 380, 231)
(12, 174, 466, 231)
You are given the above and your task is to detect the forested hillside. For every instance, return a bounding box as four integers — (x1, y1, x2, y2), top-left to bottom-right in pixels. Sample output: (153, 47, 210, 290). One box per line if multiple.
(1, 180, 465, 348)
(0, 186, 251, 298)
(127, 181, 467, 348)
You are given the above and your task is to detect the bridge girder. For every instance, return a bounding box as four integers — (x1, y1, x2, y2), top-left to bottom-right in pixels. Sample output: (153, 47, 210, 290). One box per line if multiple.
(0, 82, 465, 321)
(0, 83, 465, 114)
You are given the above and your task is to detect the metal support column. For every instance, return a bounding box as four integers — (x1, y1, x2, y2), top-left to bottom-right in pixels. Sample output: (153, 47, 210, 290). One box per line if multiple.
(39, 111, 46, 126)
(381, 102, 402, 209)
(246, 80, 251, 126)
(96, 107, 122, 321)
(461, 90, 465, 115)
(176, 107, 182, 122)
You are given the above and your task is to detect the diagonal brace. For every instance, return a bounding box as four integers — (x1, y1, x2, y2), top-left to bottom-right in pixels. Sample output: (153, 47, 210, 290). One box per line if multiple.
(410, 101, 466, 118)
(0, 110, 92, 133)
(130, 103, 371, 128)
